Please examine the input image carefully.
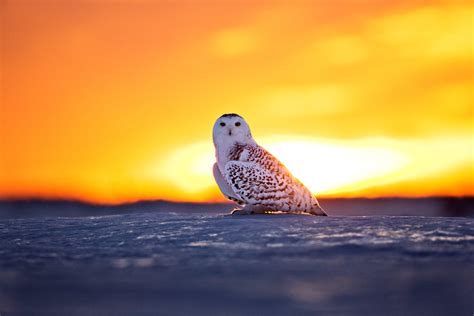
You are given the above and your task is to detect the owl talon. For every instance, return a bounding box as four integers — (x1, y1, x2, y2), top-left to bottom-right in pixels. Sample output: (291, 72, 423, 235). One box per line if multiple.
(231, 208, 252, 215)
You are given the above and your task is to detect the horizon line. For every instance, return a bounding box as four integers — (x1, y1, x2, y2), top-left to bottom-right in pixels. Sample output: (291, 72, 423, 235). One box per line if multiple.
(0, 195, 472, 207)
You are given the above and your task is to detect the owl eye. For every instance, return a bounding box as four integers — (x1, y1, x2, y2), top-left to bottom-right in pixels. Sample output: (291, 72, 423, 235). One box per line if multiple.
(235, 122, 241, 127)
(220, 122, 226, 127)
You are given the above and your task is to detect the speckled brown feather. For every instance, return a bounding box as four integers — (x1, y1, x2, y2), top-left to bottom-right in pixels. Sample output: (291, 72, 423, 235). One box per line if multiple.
(224, 143, 326, 215)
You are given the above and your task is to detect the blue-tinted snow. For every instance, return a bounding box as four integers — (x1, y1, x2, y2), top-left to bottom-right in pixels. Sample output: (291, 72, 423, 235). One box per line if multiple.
(0, 212, 473, 315)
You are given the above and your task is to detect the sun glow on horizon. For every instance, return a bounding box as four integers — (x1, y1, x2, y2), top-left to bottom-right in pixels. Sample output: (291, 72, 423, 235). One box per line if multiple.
(264, 138, 408, 194)
(155, 135, 472, 202)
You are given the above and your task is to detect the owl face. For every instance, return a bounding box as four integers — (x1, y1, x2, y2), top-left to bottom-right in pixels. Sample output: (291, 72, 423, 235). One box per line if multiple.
(213, 113, 253, 145)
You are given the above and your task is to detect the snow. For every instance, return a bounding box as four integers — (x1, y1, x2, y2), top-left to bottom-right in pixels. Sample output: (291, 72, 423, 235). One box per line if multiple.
(0, 211, 473, 315)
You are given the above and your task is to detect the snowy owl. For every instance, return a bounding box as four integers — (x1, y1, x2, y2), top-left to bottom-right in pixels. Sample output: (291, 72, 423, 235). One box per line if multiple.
(212, 113, 327, 216)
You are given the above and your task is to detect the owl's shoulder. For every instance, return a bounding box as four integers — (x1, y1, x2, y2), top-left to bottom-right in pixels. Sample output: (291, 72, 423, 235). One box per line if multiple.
(228, 142, 284, 169)
(228, 143, 260, 161)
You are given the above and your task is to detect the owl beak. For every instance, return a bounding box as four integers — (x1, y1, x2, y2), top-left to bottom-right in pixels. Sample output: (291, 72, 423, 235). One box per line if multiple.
(228, 129, 232, 136)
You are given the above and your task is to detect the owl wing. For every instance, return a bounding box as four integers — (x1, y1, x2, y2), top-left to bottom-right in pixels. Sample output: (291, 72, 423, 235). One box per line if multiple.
(213, 163, 244, 204)
(223, 160, 293, 210)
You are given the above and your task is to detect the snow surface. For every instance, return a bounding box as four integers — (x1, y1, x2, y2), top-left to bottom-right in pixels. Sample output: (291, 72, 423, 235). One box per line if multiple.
(0, 211, 473, 315)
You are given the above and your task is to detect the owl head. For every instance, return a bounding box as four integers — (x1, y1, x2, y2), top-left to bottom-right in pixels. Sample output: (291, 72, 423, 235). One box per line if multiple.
(213, 113, 254, 145)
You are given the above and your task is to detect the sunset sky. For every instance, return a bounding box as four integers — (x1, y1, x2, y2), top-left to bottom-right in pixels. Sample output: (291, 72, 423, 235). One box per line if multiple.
(1, 0, 472, 203)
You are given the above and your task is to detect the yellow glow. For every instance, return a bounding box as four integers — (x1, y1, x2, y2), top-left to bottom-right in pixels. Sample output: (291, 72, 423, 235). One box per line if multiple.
(263, 138, 407, 194)
(157, 135, 473, 201)
(160, 142, 215, 196)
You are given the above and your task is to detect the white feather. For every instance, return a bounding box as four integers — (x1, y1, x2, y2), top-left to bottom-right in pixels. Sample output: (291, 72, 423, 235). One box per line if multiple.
(212, 114, 327, 216)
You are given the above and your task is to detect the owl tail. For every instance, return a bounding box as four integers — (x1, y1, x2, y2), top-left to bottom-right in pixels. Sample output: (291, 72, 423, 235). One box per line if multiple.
(309, 199, 328, 216)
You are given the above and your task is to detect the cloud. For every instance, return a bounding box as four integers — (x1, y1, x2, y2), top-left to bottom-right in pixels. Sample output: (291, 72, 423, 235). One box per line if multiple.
(369, 5, 473, 61)
(232, 3, 474, 138)
(253, 84, 353, 118)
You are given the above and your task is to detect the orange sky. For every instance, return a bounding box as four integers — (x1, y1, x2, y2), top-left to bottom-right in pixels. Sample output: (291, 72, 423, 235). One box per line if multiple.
(0, 0, 472, 203)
